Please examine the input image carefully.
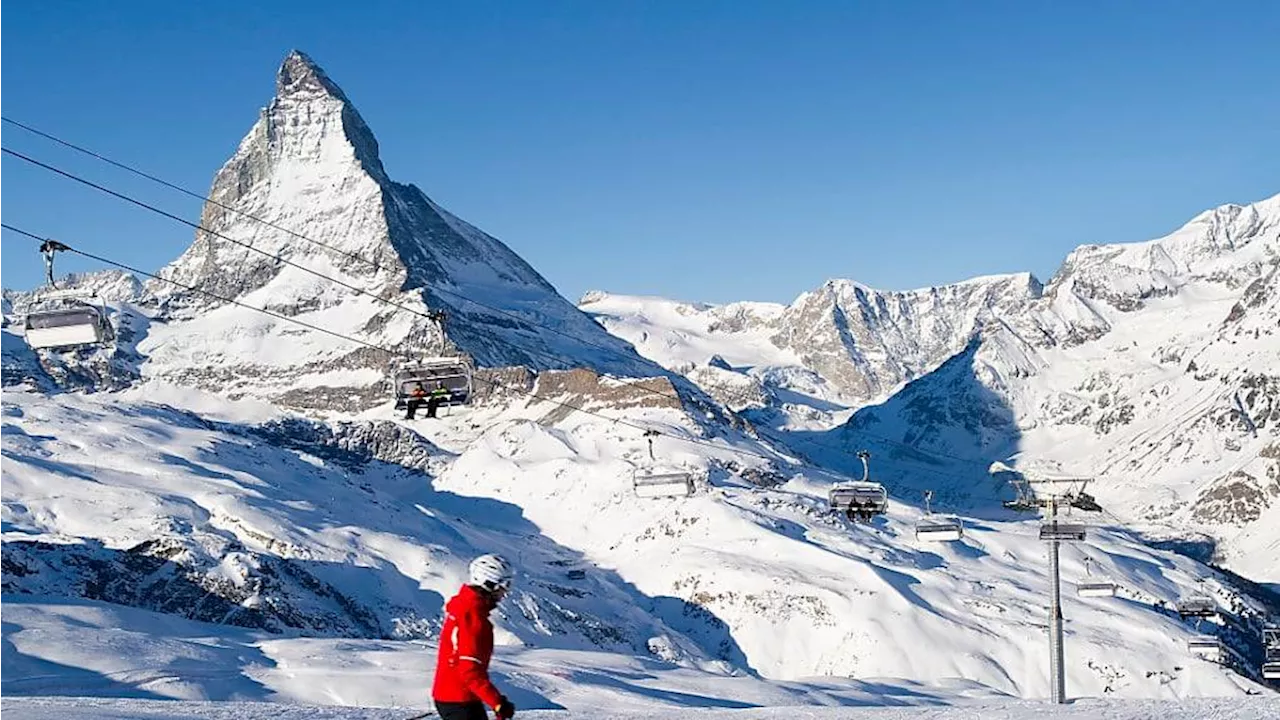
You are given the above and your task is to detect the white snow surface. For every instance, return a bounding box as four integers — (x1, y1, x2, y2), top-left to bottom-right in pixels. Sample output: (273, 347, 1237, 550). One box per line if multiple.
(2, 383, 1271, 707)
(4, 695, 1279, 720)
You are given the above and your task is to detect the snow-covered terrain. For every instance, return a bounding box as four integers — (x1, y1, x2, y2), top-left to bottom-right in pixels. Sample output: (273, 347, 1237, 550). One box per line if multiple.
(3, 381, 1275, 702)
(579, 273, 1040, 431)
(584, 195, 1280, 584)
(3, 48, 1278, 718)
(6, 696, 1280, 720)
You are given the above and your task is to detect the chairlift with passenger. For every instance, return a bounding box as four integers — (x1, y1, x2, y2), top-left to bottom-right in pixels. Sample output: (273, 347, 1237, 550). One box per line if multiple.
(829, 450, 888, 523)
(390, 308, 473, 408)
(392, 357, 473, 409)
(22, 240, 114, 351)
(915, 490, 963, 542)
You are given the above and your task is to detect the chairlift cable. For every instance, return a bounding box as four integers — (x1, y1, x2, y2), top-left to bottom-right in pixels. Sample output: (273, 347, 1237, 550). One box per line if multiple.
(2, 117, 691, 393)
(2, 147, 449, 328)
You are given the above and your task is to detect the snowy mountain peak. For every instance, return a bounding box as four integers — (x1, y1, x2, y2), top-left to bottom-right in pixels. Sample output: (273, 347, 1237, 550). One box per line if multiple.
(277, 50, 342, 100)
(270, 49, 387, 181)
(137, 51, 662, 410)
(1046, 193, 1280, 307)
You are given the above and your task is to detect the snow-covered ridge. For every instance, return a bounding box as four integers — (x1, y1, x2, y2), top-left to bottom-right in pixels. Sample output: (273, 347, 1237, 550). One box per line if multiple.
(581, 271, 1042, 428)
(584, 191, 1280, 582)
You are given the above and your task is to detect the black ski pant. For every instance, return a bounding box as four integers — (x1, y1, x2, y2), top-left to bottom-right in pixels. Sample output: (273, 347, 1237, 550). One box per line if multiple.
(426, 396, 444, 418)
(405, 398, 425, 420)
(435, 700, 488, 720)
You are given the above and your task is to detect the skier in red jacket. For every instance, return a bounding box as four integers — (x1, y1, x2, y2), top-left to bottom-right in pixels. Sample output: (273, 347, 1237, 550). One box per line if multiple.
(433, 554, 517, 720)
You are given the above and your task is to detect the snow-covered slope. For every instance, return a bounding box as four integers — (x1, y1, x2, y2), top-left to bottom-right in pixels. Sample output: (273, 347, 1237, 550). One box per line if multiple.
(3, 382, 1276, 701)
(8, 694, 1280, 720)
(818, 194, 1280, 582)
(584, 194, 1280, 583)
(133, 50, 660, 412)
(0, 596, 998, 710)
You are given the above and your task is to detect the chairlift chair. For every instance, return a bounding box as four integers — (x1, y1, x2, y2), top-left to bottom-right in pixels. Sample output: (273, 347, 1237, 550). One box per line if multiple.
(914, 490, 963, 542)
(22, 241, 114, 351)
(632, 429, 695, 499)
(829, 450, 888, 522)
(24, 298, 114, 350)
(1263, 650, 1280, 680)
(1176, 594, 1218, 619)
(1077, 581, 1118, 598)
(1186, 635, 1224, 661)
(1262, 627, 1280, 680)
(1039, 522, 1087, 542)
(633, 469, 696, 499)
(392, 357, 473, 409)
(1076, 557, 1117, 598)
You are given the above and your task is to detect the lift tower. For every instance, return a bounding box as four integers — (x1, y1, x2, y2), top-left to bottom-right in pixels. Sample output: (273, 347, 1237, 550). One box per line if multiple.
(990, 461, 1102, 704)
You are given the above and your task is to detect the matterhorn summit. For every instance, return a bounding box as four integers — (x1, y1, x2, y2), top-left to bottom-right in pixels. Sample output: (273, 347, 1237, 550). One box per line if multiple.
(143, 50, 657, 410)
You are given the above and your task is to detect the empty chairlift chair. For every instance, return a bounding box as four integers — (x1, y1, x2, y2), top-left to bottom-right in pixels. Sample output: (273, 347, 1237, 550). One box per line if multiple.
(915, 490, 963, 542)
(392, 357, 473, 409)
(1187, 635, 1224, 662)
(1039, 521, 1087, 542)
(829, 451, 889, 523)
(1262, 627, 1280, 680)
(24, 294, 114, 350)
(1076, 557, 1118, 598)
(633, 469, 696, 499)
(632, 430, 695, 499)
(23, 241, 114, 351)
(1176, 593, 1219, 620)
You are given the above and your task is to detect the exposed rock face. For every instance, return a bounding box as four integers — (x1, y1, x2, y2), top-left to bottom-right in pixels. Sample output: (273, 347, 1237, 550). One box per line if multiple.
(532, 368, 683, 424)
(770, 274, 1041, 402)
(139, 50, 660, 412)
(582, 274, 1040, 410)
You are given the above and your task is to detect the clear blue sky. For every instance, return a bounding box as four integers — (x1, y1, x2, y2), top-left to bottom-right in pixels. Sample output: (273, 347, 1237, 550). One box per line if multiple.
(3, 1, 1278, 304)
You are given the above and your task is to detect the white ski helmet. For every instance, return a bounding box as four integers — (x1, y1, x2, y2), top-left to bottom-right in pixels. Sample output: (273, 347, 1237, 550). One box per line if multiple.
(468, 553, 514, 593)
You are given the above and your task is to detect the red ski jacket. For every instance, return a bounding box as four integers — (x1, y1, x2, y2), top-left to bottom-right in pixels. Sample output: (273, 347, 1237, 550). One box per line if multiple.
(432, 584, 503, 709)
